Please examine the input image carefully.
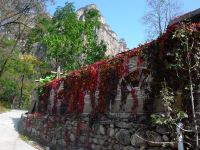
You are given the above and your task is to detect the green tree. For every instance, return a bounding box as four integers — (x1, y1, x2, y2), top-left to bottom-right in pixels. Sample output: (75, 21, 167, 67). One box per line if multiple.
(27, 2, 107, 71)
(0, 0, 53, 109)
(171, 22, 200, 149)
(0, 0, 53, 77)
(0, 51, 42, 108)
(146, 22, 200, 149)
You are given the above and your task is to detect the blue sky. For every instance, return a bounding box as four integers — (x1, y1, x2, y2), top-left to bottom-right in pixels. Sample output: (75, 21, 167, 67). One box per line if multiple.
(47, 0, 200, 49)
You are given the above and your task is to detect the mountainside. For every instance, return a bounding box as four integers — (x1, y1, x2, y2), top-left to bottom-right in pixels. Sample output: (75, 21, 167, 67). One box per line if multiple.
(77, 4, 127, 56)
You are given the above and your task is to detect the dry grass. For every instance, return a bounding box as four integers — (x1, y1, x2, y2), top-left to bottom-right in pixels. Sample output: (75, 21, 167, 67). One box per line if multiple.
(0, 101, 9, 113)
(20, 134, 29, 141)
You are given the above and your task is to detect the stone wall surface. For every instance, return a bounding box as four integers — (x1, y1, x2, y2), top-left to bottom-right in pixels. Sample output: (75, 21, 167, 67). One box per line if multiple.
(29, 50, 162, 116)
(19, 114, 177, 150)
(20, 48, 168, 149)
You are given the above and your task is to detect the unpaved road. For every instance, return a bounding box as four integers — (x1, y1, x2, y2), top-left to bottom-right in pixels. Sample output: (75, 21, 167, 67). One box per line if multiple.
(0, 110, 37, 150)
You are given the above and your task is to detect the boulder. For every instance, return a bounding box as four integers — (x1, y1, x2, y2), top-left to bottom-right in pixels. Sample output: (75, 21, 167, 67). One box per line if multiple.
(116, 129, 131, 145)
(162, 135, 169, 142)
(123, 146, 138, 150)
(99, 125, 106, 135)
(131, 134, 145, 146)
(115, 122, 132, 129)
(70, 133, 75, 142)
(145, 131, 162, 147)
(156, 126, 169, 135)
(107, 128, 115, 137)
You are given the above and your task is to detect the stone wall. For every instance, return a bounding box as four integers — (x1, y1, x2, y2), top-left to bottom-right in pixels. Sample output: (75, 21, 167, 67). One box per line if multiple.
(19, 114, 177, 150)
(28, 51, 164, 116)
(20, 37, 169, 150)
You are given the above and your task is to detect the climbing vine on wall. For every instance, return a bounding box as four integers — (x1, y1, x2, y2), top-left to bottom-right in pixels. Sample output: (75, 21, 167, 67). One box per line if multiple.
(142, 22, 200, 113)
(37, 46, 143, 115)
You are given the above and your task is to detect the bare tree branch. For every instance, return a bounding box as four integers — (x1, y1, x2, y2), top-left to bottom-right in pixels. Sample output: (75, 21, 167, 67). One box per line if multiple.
(143, 0, 181, 39)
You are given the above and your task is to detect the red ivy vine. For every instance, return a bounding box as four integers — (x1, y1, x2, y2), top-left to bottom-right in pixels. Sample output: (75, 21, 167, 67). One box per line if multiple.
(37, 47, 145, 115)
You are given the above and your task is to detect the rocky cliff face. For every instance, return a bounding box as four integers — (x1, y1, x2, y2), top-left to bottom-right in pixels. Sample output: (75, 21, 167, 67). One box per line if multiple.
(77, 4, 127, 56)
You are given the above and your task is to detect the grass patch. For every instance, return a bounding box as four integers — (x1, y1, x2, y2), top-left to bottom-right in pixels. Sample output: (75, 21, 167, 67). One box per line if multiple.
(20, 134, 45, 150)
(20, 134, 29, 142)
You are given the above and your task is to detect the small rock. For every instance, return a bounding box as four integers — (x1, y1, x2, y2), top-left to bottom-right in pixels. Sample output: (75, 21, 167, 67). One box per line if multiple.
(156, 126, 169, 135)
(61, 139, 66, 147)
(124, 146, 138, 150)
(107, 145, 112, 150)
(70, 133, 75, 141)
(45, 147, 50, 150)
(107, 128, 115, 137)
(113, 144, 123, 150)
(52, 138, 56, 145)
(138, 115, 147, 123)
(31, 128, 37, 135)
(27, 127, 32, 132)
(88, 137, 93, 143)
(42, 135, 50, 142)
(110, 124, 114, 128)
(93, 124, 99, 133)
(162, 135, 169, 142)
(131, 134, 145, 146)
(148, 147, 166, 150)
(79, 136, 85, 143)
(98, 138, 105, 145)
(99, 125, 106, 135)
(145, 131, 162, 146)
(170, 132, 176, 138)
(115, 122, 131, 129)
(93, 138, 98, 144)
(139, 145, 146, 150)
(91, 144, 95, 149)
(116, 129, 131, 145)
(91, 144, 101, 150)
(58, 139, 64, 145)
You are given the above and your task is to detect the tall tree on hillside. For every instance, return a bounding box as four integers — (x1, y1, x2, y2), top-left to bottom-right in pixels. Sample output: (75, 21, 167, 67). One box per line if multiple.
(0, 0, 52, 29)
(0, 0, 53, 108)
(143, 0, 181, 39)
(26, 2, 107, 71)
(0, 0, 52, 77)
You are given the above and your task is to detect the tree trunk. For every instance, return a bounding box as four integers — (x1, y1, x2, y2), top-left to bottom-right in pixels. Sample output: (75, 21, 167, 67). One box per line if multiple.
(0, 24, 21, 77)
(19, 74, 24, 108)
(0, 58, 9, 77)
(186, 38, 199, 149)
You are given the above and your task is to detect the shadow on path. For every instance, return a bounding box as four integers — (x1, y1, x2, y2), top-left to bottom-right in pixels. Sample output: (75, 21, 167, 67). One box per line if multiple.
(11, 117, 21, 132)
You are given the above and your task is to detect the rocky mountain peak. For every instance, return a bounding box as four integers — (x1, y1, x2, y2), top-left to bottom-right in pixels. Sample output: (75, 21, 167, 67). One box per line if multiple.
(76, 4, 127, 56)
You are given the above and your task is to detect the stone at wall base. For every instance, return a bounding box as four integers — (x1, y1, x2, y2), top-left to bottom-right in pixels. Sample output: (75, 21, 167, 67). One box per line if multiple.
(19, 114, 175, 150)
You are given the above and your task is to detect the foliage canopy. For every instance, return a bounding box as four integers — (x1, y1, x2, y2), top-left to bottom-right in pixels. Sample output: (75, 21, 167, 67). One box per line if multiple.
(27, 2, 107, 71)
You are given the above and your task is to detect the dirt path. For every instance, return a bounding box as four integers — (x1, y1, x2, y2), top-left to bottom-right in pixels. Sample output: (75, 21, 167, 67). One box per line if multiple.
(0, 110, 37, 150)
